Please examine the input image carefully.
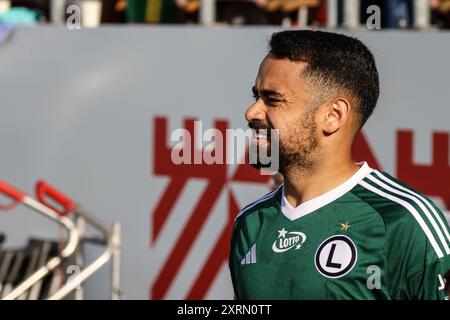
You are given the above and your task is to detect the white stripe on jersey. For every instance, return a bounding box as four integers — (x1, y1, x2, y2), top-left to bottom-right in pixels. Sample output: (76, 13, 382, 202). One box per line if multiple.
(235, 185, 282, 221)
(366, 174, 450, 255)
(373, 170, 450, 245)
(359, 180, 445, 258)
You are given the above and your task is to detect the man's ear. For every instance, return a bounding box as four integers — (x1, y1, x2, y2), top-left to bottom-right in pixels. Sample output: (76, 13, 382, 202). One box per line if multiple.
(321, 98, 351, 135)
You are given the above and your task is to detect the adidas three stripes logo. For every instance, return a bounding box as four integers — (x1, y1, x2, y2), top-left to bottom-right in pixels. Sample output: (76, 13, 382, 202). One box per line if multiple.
(241, 244, 256, 265)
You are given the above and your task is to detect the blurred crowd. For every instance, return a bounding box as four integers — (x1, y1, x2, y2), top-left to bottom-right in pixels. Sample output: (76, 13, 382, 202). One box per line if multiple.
(0, 0, 449, 29)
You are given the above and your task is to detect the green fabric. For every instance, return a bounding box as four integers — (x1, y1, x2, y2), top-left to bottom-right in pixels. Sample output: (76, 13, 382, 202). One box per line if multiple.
(159, 0, 176, 23)
(126, 0, 176, 23)
(230, 170, 450, 300)
(126, 0, 147, 22)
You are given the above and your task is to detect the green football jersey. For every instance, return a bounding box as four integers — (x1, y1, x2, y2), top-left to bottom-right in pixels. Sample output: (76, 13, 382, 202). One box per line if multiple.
(229, 162, 450, 300)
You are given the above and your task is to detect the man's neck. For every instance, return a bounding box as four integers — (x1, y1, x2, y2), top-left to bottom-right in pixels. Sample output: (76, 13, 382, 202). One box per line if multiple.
(283, 157, 360, 208)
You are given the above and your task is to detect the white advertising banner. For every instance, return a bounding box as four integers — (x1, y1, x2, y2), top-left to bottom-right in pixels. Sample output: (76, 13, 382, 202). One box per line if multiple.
(0, 26, 449, 299)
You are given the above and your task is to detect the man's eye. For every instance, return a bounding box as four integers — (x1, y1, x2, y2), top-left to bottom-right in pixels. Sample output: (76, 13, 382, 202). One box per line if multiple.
(265, 99, 282, 107)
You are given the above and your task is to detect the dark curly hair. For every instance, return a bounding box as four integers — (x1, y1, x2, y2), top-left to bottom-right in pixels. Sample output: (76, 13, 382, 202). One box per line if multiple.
(269, 30, 380, 129)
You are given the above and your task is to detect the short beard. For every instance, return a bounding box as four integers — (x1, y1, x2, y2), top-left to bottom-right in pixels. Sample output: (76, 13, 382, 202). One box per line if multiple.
(278, 108, 321, 178)
(247, 108, 321, 176)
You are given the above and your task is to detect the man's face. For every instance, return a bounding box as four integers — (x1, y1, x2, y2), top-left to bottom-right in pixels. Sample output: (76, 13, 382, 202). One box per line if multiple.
(246, 55, 322, 175)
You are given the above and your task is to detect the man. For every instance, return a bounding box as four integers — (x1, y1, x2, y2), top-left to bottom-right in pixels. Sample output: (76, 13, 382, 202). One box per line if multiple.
(229, 30, 450, 300)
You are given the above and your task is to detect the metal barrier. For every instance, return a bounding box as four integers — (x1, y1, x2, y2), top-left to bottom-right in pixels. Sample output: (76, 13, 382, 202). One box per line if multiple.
(0, 180, 123, 300)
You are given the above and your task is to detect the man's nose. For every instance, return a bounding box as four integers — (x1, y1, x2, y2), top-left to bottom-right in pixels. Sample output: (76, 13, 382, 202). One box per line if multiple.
(245, 100, 266, 122)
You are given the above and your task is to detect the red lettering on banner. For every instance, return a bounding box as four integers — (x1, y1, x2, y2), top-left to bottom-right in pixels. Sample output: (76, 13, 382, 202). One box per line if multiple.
(150, 117, 382, 299)
(397, 131, 450, 209)
(186, 188, 240, 299)
(151, 117, 271, 300)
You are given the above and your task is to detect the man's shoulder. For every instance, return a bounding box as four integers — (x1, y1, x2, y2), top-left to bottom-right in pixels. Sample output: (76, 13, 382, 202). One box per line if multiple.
(353, 169, 439, 220)
(234, 186, 282, 222)
(354, 169, 450, 259)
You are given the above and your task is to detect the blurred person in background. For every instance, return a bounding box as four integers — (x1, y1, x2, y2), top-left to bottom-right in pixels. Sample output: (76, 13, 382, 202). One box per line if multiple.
(101, 0, 126, 23)
(431, 0, 450, 28)
(217, 0, 268, 25)
(281, 0, 323, 26)
(265, 0, 325, 26)
(11, 0, 48, 16)
(384, 0, 413, 28)
(126, 0, 180, 23)
(175, 0, 199, 23)
(4, 0, 46, 22)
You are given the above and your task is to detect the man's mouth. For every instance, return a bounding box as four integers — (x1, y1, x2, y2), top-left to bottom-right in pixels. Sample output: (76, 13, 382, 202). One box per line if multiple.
(252, 130, 270, 148)
(248, 121, 272, 148)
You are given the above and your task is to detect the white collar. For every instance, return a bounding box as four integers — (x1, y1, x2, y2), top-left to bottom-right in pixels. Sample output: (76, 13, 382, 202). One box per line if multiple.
(280, 162, 373, 221)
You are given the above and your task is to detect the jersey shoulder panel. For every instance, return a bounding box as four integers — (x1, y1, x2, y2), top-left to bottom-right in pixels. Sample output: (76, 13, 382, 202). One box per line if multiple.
(234, 185, 282, 222)
(355, 169, 450, 261)
(353, 170, 450, 298)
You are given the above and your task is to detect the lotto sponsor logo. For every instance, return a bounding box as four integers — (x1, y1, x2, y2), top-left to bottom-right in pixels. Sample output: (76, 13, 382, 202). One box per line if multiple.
(272, 228, 306, 253)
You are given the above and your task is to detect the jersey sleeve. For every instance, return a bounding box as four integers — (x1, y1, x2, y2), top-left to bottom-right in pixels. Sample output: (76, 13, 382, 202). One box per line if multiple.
(389, 201, 450, 300)
(413, 203, 450, 300)
(402, 255, 450, 300)
(421, 255, 450, 300)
